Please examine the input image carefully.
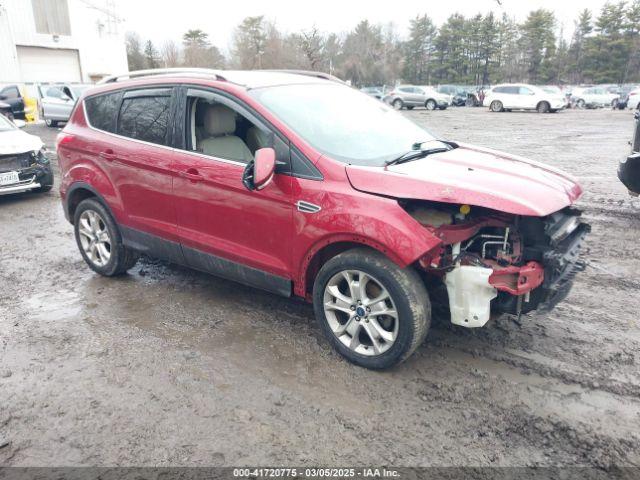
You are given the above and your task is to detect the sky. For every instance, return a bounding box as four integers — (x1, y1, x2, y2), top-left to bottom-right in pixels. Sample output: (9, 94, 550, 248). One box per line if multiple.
(119, 0, 612, 52)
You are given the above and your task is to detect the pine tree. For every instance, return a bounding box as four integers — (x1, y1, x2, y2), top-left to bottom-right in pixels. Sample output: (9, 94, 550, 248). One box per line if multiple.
(402, 14, 437, 84)
(568, 9, 593, 83)
(143, 40, 159, 69)
(518, 9, 556, 83)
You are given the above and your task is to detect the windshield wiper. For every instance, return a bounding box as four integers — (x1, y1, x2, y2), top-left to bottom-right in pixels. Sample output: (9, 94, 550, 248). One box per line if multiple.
(385, 142, 452, 167)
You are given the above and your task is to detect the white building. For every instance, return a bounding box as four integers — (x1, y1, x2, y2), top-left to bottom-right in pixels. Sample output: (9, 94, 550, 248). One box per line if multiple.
(0, 0, 128, 84)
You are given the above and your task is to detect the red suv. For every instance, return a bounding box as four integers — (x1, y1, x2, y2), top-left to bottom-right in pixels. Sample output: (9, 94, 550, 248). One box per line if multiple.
(57, 69, 590, 369)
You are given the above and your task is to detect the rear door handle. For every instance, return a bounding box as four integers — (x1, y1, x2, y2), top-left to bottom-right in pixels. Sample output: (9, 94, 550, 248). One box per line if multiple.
(99, 150, 117, 162)
(179, 168, 203, 182)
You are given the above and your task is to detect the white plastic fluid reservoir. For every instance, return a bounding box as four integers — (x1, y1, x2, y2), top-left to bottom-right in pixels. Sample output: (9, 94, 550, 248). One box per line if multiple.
(444, 265, 498, 328)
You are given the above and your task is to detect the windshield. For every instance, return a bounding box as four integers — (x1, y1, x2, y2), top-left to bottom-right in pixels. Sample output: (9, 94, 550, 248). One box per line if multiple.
(0, 115, 16, 132)
(250, 83, 437, 166)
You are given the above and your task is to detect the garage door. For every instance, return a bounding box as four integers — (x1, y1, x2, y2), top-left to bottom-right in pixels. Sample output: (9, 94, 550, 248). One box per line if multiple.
(16, 46, 81, 83)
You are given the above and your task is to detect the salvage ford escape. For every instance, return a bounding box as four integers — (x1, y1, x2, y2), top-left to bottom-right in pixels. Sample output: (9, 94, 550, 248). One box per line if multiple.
(57, 69, 590, 369)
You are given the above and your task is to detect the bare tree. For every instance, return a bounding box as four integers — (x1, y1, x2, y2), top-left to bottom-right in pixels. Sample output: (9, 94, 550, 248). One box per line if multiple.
(160, 40, 181, 67)
(125, 31, 146, 71)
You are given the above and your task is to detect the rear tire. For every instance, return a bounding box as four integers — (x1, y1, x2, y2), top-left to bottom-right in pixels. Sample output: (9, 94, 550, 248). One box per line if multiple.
(392, 99, 403, 110)
(74, 198, 139, 276)
(490, 100, 503, 112)
(576, 99, 585, 109)
(45, 119, 58, 128)
(313, 248, 431, 369)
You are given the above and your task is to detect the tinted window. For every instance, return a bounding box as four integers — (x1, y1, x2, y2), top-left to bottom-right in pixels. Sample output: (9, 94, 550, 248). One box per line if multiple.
(85, 91, 122, 133)
(1, 86, 20, 99)
(519, 87, 533, 95)
(117, 95, 171, 145)
(504, 86, 519, 94)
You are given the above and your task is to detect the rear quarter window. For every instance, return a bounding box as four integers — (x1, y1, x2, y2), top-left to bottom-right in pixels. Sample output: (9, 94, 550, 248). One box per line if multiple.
(117, 95, 171, 145)
(85, 91, 123, 133)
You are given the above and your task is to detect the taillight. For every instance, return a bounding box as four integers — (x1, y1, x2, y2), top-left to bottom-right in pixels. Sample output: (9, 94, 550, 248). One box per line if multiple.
(55, 132, 74, 152)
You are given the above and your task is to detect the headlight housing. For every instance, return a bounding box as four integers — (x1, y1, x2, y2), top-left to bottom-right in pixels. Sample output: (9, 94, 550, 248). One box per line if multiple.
(30, 147, 49, 165)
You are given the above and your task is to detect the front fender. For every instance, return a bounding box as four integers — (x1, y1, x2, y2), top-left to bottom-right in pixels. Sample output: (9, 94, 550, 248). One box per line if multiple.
(292, 190, 442, 297)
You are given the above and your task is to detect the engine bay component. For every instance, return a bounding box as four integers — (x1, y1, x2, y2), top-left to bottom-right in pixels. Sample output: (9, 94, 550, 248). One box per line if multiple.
(445, 263, 497, 327)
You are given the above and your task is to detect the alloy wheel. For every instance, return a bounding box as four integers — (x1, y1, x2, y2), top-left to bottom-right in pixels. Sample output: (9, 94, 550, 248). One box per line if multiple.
(78, 210, 112, 267)
(392, 99, 403, 110)
(323, 270, 399, 356)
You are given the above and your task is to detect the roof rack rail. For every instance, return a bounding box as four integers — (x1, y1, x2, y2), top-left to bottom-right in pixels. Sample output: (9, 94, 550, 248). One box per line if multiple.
(97, 68, 227, 84)
(260, 69, 344, 84)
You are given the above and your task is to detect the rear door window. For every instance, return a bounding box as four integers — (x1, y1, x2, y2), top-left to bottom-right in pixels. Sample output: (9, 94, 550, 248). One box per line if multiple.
(117, 89, 172, 145)
(85, 91, 123, 133)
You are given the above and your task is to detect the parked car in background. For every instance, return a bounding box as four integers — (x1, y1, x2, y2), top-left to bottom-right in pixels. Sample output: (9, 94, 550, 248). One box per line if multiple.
(618, 111, 640, 196)
(436, 85, 471, 106)
(0, 114, 53, 195)
(39, 84, 93, 127)
(485, 84, 565, 113)
(571, 86, 619, 108)
(0, 84, 26, 120)
(384, 85, 449, 110)
(0, 101, 13, 120)
(624, 87, 640, 110)
(57, 68, 589, 369)
(541, 86, 570, 108)
(360, 87, 384, 100)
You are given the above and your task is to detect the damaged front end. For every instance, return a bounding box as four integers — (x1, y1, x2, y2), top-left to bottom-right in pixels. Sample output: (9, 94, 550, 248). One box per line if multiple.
(0, 149, 53, 195)
(405, 201, 590, 327)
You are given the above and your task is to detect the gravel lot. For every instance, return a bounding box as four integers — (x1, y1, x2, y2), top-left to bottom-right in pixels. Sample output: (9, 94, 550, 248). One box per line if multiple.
(1, 108, 639, 468)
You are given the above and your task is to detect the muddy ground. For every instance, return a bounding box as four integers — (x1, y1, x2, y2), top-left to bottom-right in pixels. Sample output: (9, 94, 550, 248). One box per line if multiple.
(1, 108, 639, 468)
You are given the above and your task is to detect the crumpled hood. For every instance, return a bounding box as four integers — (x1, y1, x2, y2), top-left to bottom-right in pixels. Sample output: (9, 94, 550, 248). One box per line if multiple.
(0, 129, 43, 155)
(345, 143, 583, 216)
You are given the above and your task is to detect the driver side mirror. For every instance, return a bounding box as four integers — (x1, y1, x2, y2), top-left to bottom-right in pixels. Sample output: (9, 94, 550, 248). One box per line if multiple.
(242, 147, 276, 191)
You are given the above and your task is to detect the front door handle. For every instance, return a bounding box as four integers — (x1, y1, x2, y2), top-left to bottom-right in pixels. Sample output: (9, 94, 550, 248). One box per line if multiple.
(179, 168, 203, 182)
(99, 149, 117, 162)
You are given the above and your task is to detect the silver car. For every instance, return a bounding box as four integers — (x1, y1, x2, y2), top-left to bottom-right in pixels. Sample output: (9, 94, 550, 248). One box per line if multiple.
(39, 84, 92, 127)
(383, 85, 450, 110)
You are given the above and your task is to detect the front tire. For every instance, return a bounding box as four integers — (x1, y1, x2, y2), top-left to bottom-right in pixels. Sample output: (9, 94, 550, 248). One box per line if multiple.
(313, 248, 431, 369)
(392, 99, 403, 110)
(490, 100, 503, 112)
(74, 198, 138, 276)
(425, 99, 437, 110)
(45, 118, 58, 128)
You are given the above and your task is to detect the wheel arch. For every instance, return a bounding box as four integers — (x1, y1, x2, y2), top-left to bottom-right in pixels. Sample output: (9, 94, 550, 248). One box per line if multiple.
(65, 182, 113, 225)
(296, 235, 410, 299)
